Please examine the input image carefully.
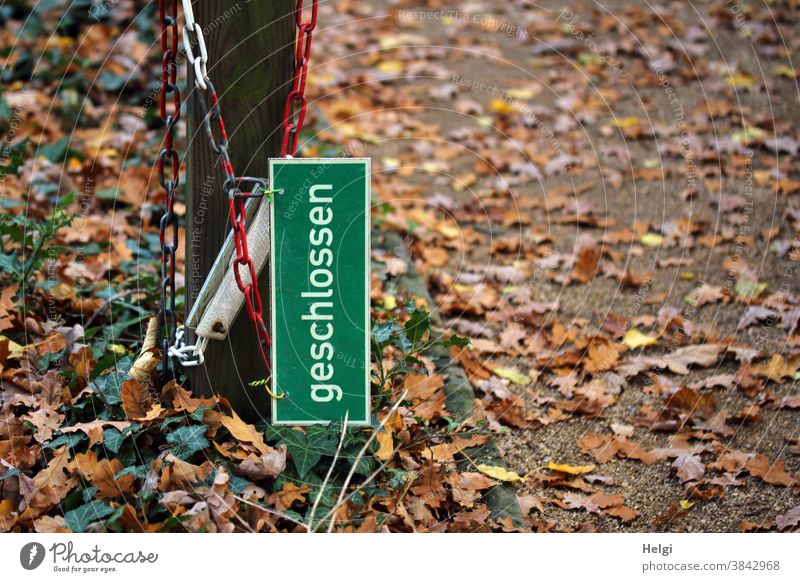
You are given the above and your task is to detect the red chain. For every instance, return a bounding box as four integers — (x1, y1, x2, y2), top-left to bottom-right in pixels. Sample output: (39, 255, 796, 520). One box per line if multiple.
(281, 0, 318, 157)
(191, 0, 319, 383)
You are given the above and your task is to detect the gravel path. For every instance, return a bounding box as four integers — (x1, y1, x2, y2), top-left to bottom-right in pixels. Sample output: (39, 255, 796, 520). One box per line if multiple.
(314, 0, 800, 531)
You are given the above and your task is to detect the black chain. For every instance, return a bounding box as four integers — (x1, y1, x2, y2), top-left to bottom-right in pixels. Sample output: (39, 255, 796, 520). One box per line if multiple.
(156, 0, 181, 383)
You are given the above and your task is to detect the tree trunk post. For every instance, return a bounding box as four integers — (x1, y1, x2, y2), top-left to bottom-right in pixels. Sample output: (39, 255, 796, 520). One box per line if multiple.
(185, 0, 294, 421)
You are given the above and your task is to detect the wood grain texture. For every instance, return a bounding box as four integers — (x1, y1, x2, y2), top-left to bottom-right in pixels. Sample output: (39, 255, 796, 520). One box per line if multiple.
(185, 0, 294, 422)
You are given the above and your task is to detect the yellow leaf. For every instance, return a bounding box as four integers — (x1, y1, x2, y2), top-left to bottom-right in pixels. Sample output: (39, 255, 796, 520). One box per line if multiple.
(0, 334, 64, 359)
(727, 73, 753, 87)
(623, 328, 658, 349)
(377, 60, 404, 74)
(732, 126, 766, 145)
(475, 464, 526, 483)
(437, 223, 460, 240)
(129, 350, 158, 382)
(506, 88, 537, 100)
(490, 99, 516, 115)
(375, 428, 394, 461)
(772, 65, 798, 79)
(310, 73, 334, 87)
(378, 33, 428, 50)
(382, 295, 397, 310)
(679, 499, 695, 510)
(546, 461, 596, 475)
(640, 233, 663, 247)
(129, 318, 159, 381)
(381, 157, 400, 170)
(753, 170, 772, 186)
(422, 161, 444, 174)
(0, 335, 25, 359)
(494, 367, 531, 385)
(611, 115, 640, 129)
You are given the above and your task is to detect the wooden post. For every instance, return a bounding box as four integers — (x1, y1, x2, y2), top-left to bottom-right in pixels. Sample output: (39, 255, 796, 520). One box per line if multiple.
(185, 0, 294, 421)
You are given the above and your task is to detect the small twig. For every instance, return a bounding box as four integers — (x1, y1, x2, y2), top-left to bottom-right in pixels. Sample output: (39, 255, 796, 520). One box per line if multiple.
(313, 457, 396, 532)
(232, 494, 308, 530)
(89, 379, 113, 413)
(207, 489, 255, 533)
(307, 411, 348, 532)
(324, 391, 407, 533)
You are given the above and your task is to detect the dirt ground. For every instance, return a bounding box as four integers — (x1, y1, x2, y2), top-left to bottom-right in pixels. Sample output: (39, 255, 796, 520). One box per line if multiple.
(314, 0, 800, 531)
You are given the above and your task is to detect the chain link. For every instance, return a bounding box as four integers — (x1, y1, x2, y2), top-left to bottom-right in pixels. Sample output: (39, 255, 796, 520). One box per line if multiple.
(169, 326, 206, 366)
(157, 0, 181, 383)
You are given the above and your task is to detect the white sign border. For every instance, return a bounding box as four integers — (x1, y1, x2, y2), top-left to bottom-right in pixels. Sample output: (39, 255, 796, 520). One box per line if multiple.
(269, 157, 371, 427)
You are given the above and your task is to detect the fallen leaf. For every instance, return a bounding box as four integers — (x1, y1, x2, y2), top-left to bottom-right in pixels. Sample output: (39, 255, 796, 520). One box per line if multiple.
(752, 354, 800, 382)
(745, 455, 794, 487)
(776, 505, 800, 531)
(236, 446, 287, 480)
(623, 328, 658, 349)
(735, 278, 767, 299)
(672, 454, 705, 483)
(493, 367, 531, 385)
(640, 233, 663, 247)
(374, 428, 394, 462)
(121, 379, 159, 421)
(666, 387, 716, 419)
(92, 458, 134, 499)
(219, 411, 270, 455)
(655, 344, 726, 374)
(475, 464, 526, 483)
(128, 317, 159, 381)
(546, 461, 596, 475)
(61, 420, 131, 448)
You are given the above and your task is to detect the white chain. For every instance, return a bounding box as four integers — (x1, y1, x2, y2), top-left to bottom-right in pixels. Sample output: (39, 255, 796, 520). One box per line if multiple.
(168, 326, 207, 367)
(181, 0, 210, 90)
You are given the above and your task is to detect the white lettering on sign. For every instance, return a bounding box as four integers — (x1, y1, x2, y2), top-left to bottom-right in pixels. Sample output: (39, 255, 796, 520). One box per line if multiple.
(301, 184, 343, 403)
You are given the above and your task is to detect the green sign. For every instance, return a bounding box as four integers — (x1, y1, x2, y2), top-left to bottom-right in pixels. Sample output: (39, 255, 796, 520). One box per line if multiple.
(270, 158, 371, 426)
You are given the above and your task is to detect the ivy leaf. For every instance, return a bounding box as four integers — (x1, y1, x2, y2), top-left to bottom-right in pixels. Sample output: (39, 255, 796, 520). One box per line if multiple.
(103, 425, 134, 454)
(190, 405, 211, 422)
(280, 428, 337, 478)
(89, 353, 127, 379)
(281, 430, 321, 478)
(64, 500, 115, 532)
(116, 465, 149, 480)
(166, 425, 209, 459)
(263, 424, 291, 444)
(43, 432, 86, 451)
(93, 372, 125, 405)
(39, 136, 70, 163)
